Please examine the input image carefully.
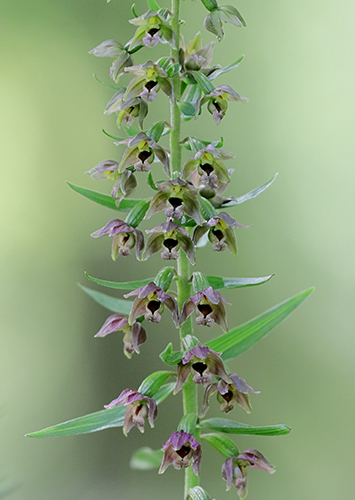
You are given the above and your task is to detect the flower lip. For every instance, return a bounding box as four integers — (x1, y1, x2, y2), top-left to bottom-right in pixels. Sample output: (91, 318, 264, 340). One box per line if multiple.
(159, 430, 202, 475)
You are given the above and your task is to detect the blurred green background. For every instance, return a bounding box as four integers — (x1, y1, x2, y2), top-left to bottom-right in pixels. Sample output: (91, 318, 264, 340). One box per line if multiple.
(1, 0, 354, 498)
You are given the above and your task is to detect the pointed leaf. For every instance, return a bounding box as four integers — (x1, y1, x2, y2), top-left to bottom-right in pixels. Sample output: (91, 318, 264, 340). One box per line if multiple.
(124, 199, 150, 227)
(188, 487, 213, 500)
(209, 55, 244, 81)
(220, 173, 278, 207)
(154, 267, 175, 292)
(199, 418, 291, 436)
(147, 0, 160, 10)
(182, 335, 200, 351)
(85, 272, 153, 291)
(200, 0, 219, 11)
(206, 275, 274, 290)
(178, 101, 196, 121)
(192, 71, 215, 94)
(147, 171, 159, 191)
(146, 121, 166, 143)
(155, 382, 175, 404)
(184, 84, 203, 104)
(159, 343, 185, 366)
(192, 272, 210, 293)
(199, 196, 218, 220)
(206, 288, 314, 361)
(130, 447, 164, 470)
(78, 284, 133, 315)
(138, 371, 175, 398)
(178, 413, 197, 434)
(67, 182, 141, 212)
(200, 432, 239, 458)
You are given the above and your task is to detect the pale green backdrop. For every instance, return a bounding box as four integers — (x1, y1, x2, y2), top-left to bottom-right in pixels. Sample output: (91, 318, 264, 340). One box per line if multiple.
(1, 0, 354, 499)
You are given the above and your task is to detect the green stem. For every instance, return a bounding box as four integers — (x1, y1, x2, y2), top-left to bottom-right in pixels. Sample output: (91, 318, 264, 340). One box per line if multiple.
(170, 0, 182, 175)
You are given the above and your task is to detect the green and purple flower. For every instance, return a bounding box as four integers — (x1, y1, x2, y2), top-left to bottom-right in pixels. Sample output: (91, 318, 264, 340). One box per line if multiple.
(91, 219, 144, 260)
(196, 84, 248, 124)
(124, 61, 173, 102)
(182, 145, 233, 190)
(104, 89, 148, 130)
(86, 160, 137, 203)
(180, 32, 215, 73)
(159, 430, 201, 475)
(89, 39, 133, 82)
(179, 286, 230, 331)
(129, 10, 173, 49)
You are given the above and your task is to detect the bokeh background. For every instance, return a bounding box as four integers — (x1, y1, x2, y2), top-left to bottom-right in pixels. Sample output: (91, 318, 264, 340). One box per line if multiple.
(1, 0, 354, 498)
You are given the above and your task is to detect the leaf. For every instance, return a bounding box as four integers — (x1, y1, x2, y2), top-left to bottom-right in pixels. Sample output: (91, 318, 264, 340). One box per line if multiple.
(66, 182, 141, 212)
(124, 199, 150, 227)
(182, 335, 200, 351)
(199, 196, 218, 220)
(206, 275, 274, 290)
(209, 55, 244, 81)
(159, 343, 184, 366)
(130, 447, 163, 470)
(183, 84, 203, 104)
(78, 284, 133, 315)
(220, 173, 278, 207)
(85, 273, 152, 291)
(200, 0, 219, 12)
(192, 272, 210, 293)
(137, 371, 175, 398)
(199, 419, 291, 436)
(102, 128, 125, 141)
(178, 413, 197, 434)
(188, 487, 213, 500)
(206, 288, 314, 361)
(191, 71, 215, 94)
(146, 120, 166, 143)
(178, 101, 196, 121)
(131, 3, 138, 17)
(154, 267, 175, 292)
(147, 171, 159, 191)
(200, 432, 239, 458)
(26, 383, 174, 438)
(147, 0, 160, 10)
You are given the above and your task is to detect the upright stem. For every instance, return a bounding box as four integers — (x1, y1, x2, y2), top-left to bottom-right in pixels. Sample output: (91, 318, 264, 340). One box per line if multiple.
(170, 1, 200, 497)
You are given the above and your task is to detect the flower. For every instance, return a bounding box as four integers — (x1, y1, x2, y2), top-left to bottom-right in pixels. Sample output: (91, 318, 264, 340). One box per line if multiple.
(94, 314, 147, 358)
(88, 39, 133, 82)
(104, 388, 157, 436)
(143, 220, 196, 264)
(124, 61, 173, 103)
(115, 132, 169, 175)
(174, 345, 230, 394)
(129, 10, 173, 49)
(179, 286, 230, 331)
(200, 372, 259, 417)
(104, 89, 148, 130)
(182, 144, 233, 190)
(91, 219, 144, 260)
(180, 32, 215, 73)
(222, 450, 275, 499)
(145, 178, 203, 224)
(86, 161, 137, 203)
(159, 430, 201, 475)
(195, 84, 248, 124)
(124, 282, 178, 325)
(193, 212, 249, 256)
(204, 5, 246, 42)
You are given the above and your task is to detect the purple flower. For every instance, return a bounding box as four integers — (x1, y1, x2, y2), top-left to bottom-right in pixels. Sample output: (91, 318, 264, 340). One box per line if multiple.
(196, 84, 248, 124)
(182, 145, 233, 190)
(86, 161, 137, 203)
(124, 282, 178, 325)
(88, 39, 133, 82)
(104, 89, 148, 130)
(174, 345, 230, 394)
(222, 450, 275, 499)
(159, 430, 202, 475)
(104, 389, 157, 436)
(94, 314, 147, 359)
(200, 373, 259, 417)
(145, 178, 203, 224)
(129, 10, 173, 50)
(124, 61, 173, 103)
(143, 220, 196, 264)
(179, 286, 230, 331)
(91, 219, 144, 260)
(193, 212, 250, 256)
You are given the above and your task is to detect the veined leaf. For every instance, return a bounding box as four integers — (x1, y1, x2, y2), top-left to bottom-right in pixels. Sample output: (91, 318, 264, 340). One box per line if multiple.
(188, 487, 213, 500)
(192, 71, 215, 94)
(220, 173, 278, 207)
(192, 272, 210, 292)
(183, 84, 202, 104)
(67, 182, 141, 212)
(178, 413, 197, 434)
(199, 418, 291, 436)
(179, 101, 196, 121)
(124, 199, 150, 227)
(154, 267, 175, 292)
(159, 343, 184, 366)
(147, 171, 159, 191)
(78, 284, 133, 315)
(199, 196, 218, 220)
(206, 288, 314, 361)
(26, 383, 174, 438)
(200, 432, 239, 458)
(209, 55, 244, 80)
(206, 275, 274, 290)
(146, 120, 166, 142)
(130, 447, 163, 470)
(85, 273, 152, 291)
(138, 371, 175, 398)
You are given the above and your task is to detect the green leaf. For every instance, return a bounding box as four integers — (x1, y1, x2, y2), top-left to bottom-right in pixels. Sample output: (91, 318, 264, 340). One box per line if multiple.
(102, 128, 125, 141)
(220, 173, 278, 207)
(85, 272, 152, 291)
(209, 55, 244, 81)
(147, 0, 160, 10)
(178, 413, 197, 434)
(124, 199, 150, 227)
(206, 275, 274, 290)
(183, 84, 203, 104)
(192, 272, 210, 292)
(182, 334, 200, 351)
(26, 383, 174, 438)
(178, 101, 196, 121)
(199, 418, 291, 436)
(154, 267, 175, 291)
(67, 182, 141, 212)
(206, 288, 314, 361)
(200, 432, 239, 458)
(137, 371, 175, 398)
(199, 196, 218, 220)
(78, 284, 133, 315)
(159, 343, 184, 366)
(147, 171, 159, 191)
(188, 487, 213, 500)
(146, 120, 166, 142)
(191, 71, 215, 94)
(130, 447, 163, 470)
(131, 3, 138, 17)
(200, 0, 219, 12)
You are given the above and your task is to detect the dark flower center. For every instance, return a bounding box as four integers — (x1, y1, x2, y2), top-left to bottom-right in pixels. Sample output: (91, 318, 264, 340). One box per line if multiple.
(148, 28, 159, 36)
(213, 100, 221, 112)
(168, 197, 183, 208)
(163, 238, 178, 251)
(201, 163, 214, 175)
(145, 80, 158, 91)
(127, 106, 135, 114)
(212, 228, 224, 241)
(197, 304, 213, 317)
(192, 362, 208, 375)
(222, 390, 234, 403)
(147, 300, 161, 313)
(176, 445, 191, 458)
(138, 150, 152, 163)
